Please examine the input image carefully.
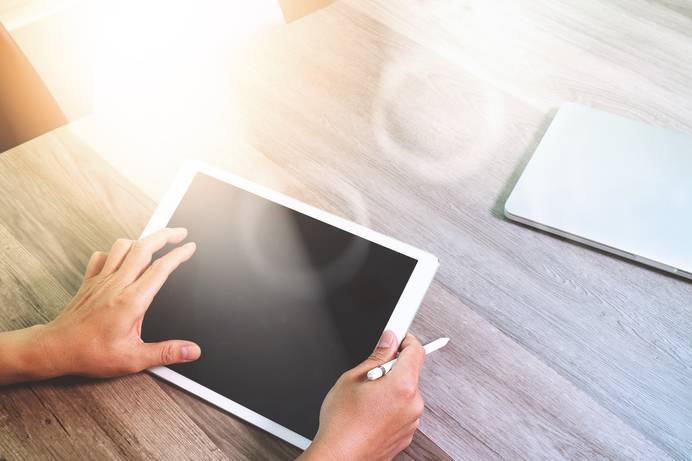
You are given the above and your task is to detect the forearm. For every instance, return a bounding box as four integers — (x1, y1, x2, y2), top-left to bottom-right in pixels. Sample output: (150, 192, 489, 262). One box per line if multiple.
(0, 325, 59, 385)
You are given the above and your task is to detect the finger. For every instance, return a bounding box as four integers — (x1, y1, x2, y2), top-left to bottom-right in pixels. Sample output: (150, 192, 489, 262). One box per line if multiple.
(117, 228, 188, 284)
(84, 251, 108, 278)
(353, 330, 399, 374)
(137, 340, 201, 368)
(126, 242, 197, 310)
(101, 239, 133, 275)
(389, 333, 426, 383)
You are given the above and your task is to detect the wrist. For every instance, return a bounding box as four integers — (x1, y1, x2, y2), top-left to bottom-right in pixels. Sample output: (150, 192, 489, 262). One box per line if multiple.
(300, 438, 343, 461)
(0, 324, 63, 385)
(21, 324, 70, 380)
(24, 324, 67, 380)
(36, 323, 74, 378)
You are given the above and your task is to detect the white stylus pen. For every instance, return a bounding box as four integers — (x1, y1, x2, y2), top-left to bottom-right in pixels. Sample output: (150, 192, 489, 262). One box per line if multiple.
(366, 337, 450, 381)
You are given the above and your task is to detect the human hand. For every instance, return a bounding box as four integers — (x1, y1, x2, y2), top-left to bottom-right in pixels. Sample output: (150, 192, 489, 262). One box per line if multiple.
(300, 331, 426, 461)
(35, 228, 200, 379)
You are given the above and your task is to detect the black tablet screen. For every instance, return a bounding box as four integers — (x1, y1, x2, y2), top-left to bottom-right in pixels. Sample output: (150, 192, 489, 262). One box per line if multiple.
(142, 173, 417, 439)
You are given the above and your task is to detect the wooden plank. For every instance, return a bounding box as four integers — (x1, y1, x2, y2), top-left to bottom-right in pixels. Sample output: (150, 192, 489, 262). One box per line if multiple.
(0, 222, 69, 330)
(0, 375, 228, 460)
(0, 127, 152, 293)
(0, 385, 85, 460)
(397, 431, 454, 461)
(654, 0, 692, 20)
(411, 283, 671, 460)
(346, 0, 692, 130)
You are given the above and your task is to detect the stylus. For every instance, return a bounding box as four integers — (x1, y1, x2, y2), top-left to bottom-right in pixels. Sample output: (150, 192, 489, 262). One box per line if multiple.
(366, 337, 450, 381)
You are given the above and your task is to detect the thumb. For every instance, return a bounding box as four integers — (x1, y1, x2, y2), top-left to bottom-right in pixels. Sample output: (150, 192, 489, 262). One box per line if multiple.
(138, 340, 201, 368)
(356, 330, 398, 372)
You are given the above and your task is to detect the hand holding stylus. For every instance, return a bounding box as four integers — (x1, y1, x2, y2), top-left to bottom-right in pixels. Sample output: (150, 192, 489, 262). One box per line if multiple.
(301, 331, 426, 461)
(367, 337, 449, 381)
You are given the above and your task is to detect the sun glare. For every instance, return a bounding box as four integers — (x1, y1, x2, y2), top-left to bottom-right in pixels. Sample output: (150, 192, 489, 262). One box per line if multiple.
(84, 1, 283, 168)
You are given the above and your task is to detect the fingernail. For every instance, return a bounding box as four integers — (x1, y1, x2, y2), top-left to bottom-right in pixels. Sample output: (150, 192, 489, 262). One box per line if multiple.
(184, 242, 196, 250)
(181, 345, 201, 361)
(377, 330, 396, 349)
(173, 227, 188, 235)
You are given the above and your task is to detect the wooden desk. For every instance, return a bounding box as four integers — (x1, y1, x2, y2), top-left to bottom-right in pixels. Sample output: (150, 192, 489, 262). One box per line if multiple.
(2, 0, 691, 459)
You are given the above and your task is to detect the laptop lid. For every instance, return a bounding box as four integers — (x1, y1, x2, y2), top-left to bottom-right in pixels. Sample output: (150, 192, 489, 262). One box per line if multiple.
(505, 103, 692, 279)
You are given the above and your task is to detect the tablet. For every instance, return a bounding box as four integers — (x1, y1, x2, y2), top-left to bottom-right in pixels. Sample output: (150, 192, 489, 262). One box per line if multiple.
(140, 161, 438, 449)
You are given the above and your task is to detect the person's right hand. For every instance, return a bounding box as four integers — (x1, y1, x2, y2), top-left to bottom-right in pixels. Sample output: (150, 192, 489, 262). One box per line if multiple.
(301, 331, 426, 461)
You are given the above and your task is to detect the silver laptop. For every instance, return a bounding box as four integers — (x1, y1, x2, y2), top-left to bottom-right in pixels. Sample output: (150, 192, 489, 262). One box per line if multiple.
(505, 103, 692, 280)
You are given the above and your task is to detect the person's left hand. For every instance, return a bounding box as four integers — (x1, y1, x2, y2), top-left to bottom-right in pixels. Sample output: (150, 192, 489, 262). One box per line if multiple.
(36, 228, 201, 379)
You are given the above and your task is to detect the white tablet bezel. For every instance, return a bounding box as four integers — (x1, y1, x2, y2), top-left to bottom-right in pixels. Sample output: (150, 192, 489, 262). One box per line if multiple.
(140, 160, 438, 450)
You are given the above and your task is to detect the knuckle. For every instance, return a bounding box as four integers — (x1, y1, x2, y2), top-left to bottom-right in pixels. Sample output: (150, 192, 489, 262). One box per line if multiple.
(91, 273, 107, 287)
(118, 290, 139, 307)
(151, 258, 167, 270)
(148, 260, 164, 275)
(132, 240, 148, 253)
(133, 242, 153, 265)
(397, 380, 418, 399)
(368, 346, 393, 364)
(339, 370, 354, 383)
(413, 395, 425, 417)
(103, 275, 120, 290)
(130, 292, 146, 308)
(114, 294, 129, 307)
(160, 344, 176, 365)
(109, 293, 130, 309)
(114, 238, 131, 248)
(367, 351, 384, 363)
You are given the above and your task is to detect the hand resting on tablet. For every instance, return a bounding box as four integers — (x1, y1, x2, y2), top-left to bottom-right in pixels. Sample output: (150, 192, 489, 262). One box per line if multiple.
(0, 228, 201, 384)
(0, 229, 427, 460)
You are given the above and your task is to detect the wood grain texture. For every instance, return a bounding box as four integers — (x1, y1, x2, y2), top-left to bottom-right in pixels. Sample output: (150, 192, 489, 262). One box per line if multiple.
(2, 0, 692, 460)
(223, 0, 692, 459)
(336, 2, 692, 458)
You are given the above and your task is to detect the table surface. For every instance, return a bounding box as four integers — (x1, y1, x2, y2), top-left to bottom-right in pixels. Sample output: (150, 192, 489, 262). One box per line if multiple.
(2, 0, 692, 460)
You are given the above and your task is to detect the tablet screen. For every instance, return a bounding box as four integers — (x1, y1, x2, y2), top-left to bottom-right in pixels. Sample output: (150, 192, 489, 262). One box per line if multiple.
(142, 173, 417, 439)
